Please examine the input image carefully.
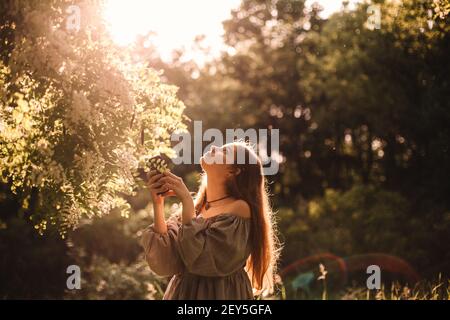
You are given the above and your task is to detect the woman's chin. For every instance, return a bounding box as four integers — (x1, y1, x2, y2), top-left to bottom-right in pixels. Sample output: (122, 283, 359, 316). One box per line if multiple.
(200, 156, 206, 169)
(200, 156, 213, 171)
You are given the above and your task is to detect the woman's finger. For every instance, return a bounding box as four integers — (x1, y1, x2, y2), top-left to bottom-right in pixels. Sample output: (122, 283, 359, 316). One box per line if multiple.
(148, 182, 166, 191)
(148, 173, 163, 184)
(152, 184, 167, 192)
(161, 181, 175, 189)
(162, 181, 180, 194)
(160, 176, 180, 186)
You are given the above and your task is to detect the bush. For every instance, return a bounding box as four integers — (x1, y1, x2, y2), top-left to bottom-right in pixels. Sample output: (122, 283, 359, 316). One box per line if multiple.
(64, 256, 165, 300)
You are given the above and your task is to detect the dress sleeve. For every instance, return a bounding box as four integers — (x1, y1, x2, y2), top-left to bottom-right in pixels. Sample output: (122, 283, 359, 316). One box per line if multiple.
(139, 215, 185, 277)
(177, 214, 251, 277)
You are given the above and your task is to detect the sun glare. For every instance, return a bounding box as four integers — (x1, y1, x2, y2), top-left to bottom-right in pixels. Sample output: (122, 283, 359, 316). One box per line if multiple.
(103, 0, 241, 63)
(103, 0, 360, 63)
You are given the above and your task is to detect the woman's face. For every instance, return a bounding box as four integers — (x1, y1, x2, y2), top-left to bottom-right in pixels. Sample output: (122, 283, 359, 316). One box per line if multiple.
(200, 144, 235, 177)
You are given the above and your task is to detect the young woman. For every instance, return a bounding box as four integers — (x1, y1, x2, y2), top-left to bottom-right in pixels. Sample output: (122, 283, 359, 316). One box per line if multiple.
(139, 141, 280, 299)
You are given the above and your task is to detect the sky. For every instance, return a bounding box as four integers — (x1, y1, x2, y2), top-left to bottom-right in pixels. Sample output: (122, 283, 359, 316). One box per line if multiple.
(103, 0, 360, 63)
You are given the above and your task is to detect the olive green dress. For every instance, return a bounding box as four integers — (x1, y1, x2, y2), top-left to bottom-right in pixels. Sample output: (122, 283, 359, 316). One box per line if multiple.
(139, 213, 253, 300)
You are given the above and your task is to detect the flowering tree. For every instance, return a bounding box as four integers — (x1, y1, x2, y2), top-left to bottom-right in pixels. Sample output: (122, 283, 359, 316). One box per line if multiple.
(0, 0, 186, 236)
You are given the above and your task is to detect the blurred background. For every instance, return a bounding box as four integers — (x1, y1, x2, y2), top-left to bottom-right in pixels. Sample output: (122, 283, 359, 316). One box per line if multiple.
(0, 0, 449, 299)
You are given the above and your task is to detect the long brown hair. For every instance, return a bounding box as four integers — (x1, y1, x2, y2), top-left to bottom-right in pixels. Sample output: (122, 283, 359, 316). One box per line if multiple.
(194, 141, 281, 295)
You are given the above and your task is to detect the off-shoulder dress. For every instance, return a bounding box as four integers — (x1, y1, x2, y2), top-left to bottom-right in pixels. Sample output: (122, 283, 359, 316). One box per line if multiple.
(139, 213, 253, 300)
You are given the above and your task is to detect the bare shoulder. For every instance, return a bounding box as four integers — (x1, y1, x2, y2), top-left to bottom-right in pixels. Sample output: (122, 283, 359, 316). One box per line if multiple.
(229, 199, 251, 219)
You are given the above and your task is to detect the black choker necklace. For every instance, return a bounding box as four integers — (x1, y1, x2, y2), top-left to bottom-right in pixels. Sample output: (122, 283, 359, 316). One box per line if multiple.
(205, 195, 232, 210)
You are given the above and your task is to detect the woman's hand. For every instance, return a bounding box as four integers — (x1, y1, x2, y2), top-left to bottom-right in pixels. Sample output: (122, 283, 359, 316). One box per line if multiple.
(159, 172, 195, 223)
(147, 170, 176, 205)
(148, 171, 194, 224)
(158, 171, 191, 203)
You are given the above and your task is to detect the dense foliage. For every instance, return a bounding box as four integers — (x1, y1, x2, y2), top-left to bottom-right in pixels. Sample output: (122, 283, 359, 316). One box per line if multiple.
(0, 0, 186, 236)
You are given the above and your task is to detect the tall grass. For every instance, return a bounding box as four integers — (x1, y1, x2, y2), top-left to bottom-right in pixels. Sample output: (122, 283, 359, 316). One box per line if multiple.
(339, 275, 449, 300)
(271, 273, 449, 300)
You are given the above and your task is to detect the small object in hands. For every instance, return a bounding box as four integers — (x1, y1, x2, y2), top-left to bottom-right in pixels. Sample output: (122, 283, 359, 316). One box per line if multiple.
(136, 154, 173, 195)
(205, 195, 233, 210)
(148, 155, 170, 174)
(148, 155, 171, 195)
